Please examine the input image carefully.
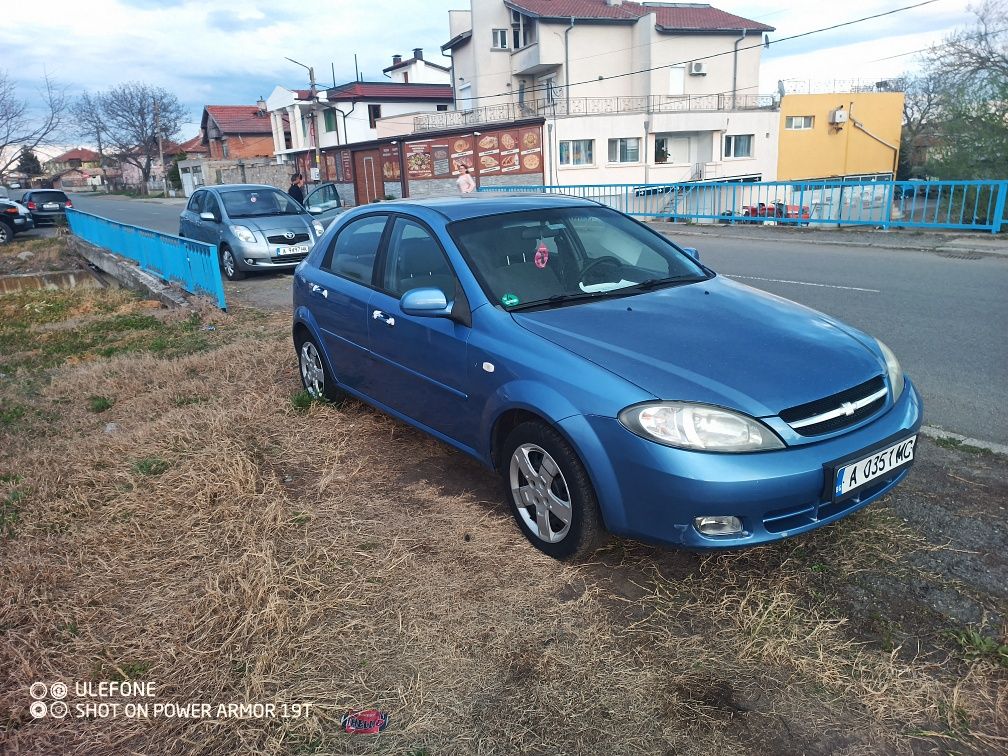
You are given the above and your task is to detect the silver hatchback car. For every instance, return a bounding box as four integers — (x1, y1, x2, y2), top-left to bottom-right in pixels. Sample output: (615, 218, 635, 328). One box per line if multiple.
(179, 184, 325, 280)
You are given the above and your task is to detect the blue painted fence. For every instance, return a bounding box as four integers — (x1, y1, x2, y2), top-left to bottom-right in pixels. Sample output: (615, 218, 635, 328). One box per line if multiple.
(67, 209, 227, 309)
(482, 179, 1008, 234)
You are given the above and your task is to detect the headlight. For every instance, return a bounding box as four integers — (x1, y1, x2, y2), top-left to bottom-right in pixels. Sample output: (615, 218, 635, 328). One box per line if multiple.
(229, 225, 256, 244)
(876, 339, 904, 401)
(619, 402, 784, 452)
(312, 220, 325, 237)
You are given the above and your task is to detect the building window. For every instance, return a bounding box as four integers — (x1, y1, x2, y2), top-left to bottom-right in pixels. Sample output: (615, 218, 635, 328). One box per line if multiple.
(654, 134, 689, 164)
(323, 109, 338, 132)
(437, 104, 448, 111)
(492, 29, 509, 49)
(511, 11, 536, 49)
(785, 115, 814, 130)
(368, 104, 382, 129)
(559, 139, 594, 166)
(608, 138, 640, 163)
(724, 134, 753, 159)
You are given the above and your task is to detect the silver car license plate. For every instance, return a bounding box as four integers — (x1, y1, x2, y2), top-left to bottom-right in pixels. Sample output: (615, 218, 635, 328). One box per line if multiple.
(275, 245, 309, 257)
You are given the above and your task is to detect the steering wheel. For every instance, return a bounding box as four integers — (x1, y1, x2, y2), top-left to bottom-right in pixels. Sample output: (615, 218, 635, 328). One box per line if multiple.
(579, 255, 624, 285)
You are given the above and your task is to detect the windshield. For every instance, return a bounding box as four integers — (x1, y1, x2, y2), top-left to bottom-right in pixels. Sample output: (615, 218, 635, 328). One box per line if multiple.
(220, 188, 304, 218)
(449, 207, 709, 310)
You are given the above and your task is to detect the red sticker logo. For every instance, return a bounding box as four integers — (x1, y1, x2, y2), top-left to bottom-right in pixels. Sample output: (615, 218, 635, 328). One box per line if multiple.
(342, 709, 389, 734)
(534, 242, 549, 269)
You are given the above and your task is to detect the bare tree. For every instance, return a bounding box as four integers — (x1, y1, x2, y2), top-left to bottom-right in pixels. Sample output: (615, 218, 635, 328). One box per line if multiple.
(931, 0, 1008, 86)
(0, 70, 68, 181)
(71, 91, 113, 187)
(97, 82, 186, 194)
(892, 72, 946, 178)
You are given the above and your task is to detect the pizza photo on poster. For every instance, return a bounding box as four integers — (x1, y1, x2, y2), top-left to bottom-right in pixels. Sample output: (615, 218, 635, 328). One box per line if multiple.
(476, 131, 501, 174)
(405, 142, 433, 179)
(518, 127, 542, 174)
(380, 146, 401, 180)
(431, 142, 451, 177)
(499, 129, 520, 172)
(450, 134, 475, 175)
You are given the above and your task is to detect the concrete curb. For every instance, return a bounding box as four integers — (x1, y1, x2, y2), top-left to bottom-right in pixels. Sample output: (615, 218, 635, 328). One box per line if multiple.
(920, 425, 1008, 456)
(649, 224, 1008, 257)
(0, 269, 104, 295)
(68, 237, 190, 309)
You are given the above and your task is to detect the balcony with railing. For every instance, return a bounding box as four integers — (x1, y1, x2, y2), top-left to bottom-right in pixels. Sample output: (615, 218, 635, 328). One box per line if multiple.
(413, 93, 776, 132)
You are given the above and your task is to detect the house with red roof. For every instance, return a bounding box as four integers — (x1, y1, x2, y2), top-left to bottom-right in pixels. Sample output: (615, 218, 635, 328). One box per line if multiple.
(200, 104, 278, 159)
(45, 148, 101, 174)
(439, 0, 781, 184)
(264, 53, 454, 173)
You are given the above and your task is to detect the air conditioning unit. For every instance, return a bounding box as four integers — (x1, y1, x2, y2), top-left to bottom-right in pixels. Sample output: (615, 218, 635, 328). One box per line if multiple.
(829, 108, 849, 125)
(689, 61, 707, 76)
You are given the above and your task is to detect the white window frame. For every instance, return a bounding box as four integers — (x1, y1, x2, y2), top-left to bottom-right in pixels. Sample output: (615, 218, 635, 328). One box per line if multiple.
(724, 134, 754, 159)
(559, 139, 594, 167)
(785, 115, 815, 130)
(607, 137, 641, 164)
(491, 29, 509, 49)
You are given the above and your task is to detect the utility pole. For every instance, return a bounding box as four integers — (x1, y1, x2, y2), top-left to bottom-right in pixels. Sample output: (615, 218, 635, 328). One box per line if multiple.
(286, 57, 323, 185)
(154, 99, 168, 197)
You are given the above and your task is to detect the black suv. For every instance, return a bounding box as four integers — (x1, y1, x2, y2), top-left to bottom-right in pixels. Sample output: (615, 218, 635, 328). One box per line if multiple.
(20, 189, 73, 225)
(0, 200, 35, 245)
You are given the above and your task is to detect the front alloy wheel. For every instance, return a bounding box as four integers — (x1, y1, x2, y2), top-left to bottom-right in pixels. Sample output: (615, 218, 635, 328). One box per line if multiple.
(220, 246, 245, 280)
(501, 421, 604, 560)
(296, 334, 343, 403)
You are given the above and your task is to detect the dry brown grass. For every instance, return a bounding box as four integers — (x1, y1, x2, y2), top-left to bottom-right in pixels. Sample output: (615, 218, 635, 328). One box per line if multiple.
(1, 288, 1005, 755)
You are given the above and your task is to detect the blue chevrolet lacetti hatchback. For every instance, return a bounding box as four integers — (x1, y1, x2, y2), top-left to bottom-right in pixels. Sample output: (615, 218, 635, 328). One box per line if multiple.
(292, 195, 922, 560)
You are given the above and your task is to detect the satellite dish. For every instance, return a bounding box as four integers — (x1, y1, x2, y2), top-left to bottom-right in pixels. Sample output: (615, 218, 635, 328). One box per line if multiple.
(777, 80, 787, 98)
(764, 34, 771, 49)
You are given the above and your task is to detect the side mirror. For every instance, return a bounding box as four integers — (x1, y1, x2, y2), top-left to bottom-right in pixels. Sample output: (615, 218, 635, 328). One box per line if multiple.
(308, 206, 323, 214)
(199, 211, 216, 222)
(400, 287, 452, 318)
(682, 246, 700, 262)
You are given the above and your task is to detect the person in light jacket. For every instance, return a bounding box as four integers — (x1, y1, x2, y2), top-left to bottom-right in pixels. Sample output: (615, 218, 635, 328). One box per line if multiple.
(456, 165, 476, 195)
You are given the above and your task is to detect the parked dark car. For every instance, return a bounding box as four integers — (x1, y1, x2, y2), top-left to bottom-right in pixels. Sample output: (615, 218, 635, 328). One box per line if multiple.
(0, 199, 35, 244)
(292, 195, 921, 561)
(20, 189, 72, 225)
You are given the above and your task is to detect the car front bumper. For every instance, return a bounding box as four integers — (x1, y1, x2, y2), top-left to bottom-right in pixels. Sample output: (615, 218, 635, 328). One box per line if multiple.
(231, 238, 314, 271)
(561, 378, 923, 549)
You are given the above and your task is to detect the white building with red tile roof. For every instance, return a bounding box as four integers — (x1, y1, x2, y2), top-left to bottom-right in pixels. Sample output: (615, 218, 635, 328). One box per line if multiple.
(439, 0, 781, 184)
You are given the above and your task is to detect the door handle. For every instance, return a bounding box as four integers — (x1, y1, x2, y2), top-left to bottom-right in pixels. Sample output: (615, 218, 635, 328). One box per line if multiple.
(372, 309, 395, 326)
(309, 283, 328, 298)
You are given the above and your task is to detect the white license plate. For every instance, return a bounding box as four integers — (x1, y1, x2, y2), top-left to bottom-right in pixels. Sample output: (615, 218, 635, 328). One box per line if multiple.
(275, 245, 309, 257)
(43, 202, 59, 210)
(834, 435, 916, 498)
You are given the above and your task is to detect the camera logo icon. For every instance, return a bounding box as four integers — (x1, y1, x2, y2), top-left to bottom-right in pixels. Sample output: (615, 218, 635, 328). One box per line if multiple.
(30, 701, 47, 719)
(50, 682, 68, 700)
(49, 701, 69, 719)
(29, 682, 48, 700)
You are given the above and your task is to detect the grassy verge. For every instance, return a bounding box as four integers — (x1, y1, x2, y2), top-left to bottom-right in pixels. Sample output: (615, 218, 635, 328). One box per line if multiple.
(0, 287, 1004, 755)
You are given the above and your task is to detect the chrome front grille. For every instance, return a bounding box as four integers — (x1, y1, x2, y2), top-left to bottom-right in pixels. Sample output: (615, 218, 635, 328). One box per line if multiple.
(267, 232, 310, 245)
(779, 376, 887, 437)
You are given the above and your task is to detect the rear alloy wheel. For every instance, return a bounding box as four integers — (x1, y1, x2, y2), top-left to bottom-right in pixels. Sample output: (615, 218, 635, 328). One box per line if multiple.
(0, 221, 11, 245)
(296, 333, 344, 403)
(220, 245, 246, 281)
(501, 421, 604, 560)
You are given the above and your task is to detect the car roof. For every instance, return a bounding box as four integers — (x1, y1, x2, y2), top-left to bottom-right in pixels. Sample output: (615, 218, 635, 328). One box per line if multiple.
(205, 184, 283, 192)
(375, 193, 599, 222)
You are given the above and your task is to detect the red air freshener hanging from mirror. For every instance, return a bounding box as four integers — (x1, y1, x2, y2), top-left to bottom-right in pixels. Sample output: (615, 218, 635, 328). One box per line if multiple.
(534, 240, 549, 269)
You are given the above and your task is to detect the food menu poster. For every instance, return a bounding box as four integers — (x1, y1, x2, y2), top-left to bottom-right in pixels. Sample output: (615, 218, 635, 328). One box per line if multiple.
(517, 127, 542, 175)
(405, 142, 434, 179)
(380, 145, 401, 181)
(449, 135, 474, 175)
(324, 153, 338, 182)
(431, 141, 451, 178)
(340, 150, 352, 183)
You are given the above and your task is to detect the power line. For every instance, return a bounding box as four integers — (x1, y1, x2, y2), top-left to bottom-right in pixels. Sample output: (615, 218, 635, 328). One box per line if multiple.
(458, 0, 942, 104)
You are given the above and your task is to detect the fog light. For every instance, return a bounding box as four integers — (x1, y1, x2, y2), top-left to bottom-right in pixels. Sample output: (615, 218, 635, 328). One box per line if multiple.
(694, 515, 743, 536)
(244, 258, 256, 265)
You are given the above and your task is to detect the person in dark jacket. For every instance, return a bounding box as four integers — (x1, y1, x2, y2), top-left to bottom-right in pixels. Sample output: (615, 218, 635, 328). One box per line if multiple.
(288, 173, 305, 204)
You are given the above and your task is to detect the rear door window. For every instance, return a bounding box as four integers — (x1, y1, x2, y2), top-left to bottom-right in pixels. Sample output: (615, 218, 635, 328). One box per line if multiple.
(323, 215, 389, 285)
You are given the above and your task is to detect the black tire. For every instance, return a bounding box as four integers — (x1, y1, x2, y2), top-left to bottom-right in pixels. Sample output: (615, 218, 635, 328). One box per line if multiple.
(295, 331, 344, 403)
(500, 421, 605, 560)
(220, 245, 246, 281)
(0, 220, 12, 245)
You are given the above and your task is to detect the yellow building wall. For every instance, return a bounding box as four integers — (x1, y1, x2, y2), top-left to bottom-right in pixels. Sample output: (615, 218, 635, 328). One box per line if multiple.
(776, 92, 904, 181)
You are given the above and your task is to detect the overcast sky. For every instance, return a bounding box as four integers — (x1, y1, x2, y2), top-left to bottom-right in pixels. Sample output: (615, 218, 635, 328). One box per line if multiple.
(1, 0, 974, 149)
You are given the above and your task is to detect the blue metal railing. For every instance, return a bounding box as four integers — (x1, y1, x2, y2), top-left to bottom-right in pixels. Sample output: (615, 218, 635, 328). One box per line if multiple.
(481, 179, 1008, 234)
(67, 209, 227, 309)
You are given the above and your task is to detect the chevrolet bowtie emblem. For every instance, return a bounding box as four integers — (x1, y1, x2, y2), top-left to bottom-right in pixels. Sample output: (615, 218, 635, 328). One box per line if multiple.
(841, 401, 855, 416)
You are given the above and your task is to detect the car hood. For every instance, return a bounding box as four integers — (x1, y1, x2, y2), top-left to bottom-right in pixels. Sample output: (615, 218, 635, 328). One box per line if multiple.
(511, 276, 885, 418)
(235, 214, 314, 234)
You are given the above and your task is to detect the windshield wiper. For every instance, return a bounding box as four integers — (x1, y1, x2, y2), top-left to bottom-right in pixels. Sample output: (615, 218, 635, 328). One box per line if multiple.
(629, 274, 704, 291)
(509, 292, 602, 312)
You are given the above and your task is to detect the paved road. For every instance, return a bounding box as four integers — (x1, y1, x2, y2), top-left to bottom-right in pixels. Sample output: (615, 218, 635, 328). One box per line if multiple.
(67, 193, 1008, 444)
